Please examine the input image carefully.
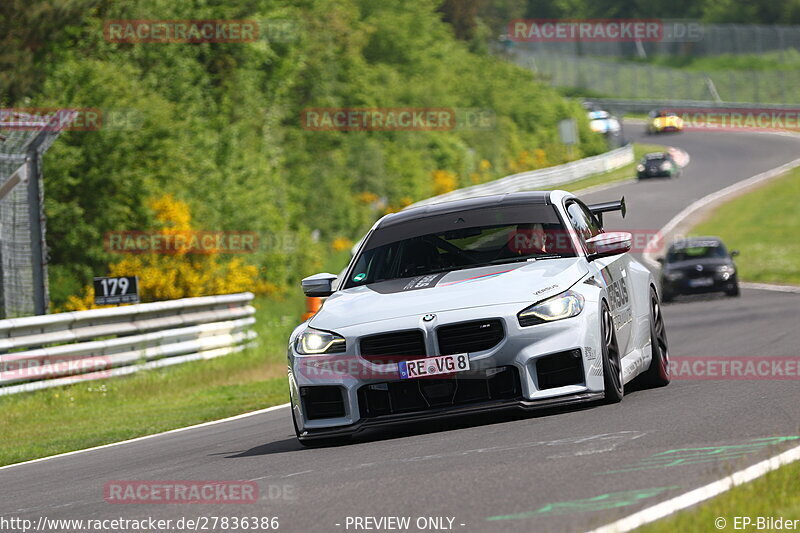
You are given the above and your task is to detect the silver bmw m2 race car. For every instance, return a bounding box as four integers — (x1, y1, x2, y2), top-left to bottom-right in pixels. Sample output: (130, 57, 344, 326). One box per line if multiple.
(288, 190, 670, 445)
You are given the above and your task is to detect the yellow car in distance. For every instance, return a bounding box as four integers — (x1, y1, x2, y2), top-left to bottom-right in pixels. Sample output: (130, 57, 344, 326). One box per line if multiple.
(647, 109, 684, 134)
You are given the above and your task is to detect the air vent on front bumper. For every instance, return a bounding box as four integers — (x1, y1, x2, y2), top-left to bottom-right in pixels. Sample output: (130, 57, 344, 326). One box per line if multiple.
(357, 366, 521, 418)
(300, 386, 346, 419)
(437, 319, 504, 355)
(536, 349, 584, 390)
(359, 330, 426, 364)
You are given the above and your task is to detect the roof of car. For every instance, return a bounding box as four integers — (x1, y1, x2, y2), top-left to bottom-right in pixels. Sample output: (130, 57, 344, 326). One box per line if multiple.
(379, 192, 551, 228)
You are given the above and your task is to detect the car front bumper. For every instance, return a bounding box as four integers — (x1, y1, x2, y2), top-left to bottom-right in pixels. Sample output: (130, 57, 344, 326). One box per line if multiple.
(662, 275, 737, 295)
(288, 302, 606, 439)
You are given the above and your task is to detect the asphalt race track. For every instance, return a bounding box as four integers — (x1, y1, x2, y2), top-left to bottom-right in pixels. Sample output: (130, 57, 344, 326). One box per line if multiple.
(2, 125, 800, 533)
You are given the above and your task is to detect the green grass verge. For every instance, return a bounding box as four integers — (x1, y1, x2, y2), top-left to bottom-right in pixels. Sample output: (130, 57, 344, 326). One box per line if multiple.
(636, 459, 800, 532)
(692, 167, 800, 285)
(0, 294, 306, 467)
(546, 143, 667, 192)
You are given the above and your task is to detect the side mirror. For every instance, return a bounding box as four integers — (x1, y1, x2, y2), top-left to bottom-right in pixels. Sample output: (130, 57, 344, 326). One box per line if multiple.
(730, 250, 740, 257)
(301, 273, 338, 297)
(586, 232, 632, 259)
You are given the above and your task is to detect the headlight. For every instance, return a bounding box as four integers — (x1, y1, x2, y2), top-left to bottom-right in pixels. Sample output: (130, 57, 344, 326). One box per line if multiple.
(637, 164, 645, 172)
(518, 290, 585, 327)
(295, 328, 346, 355)
(716, 265, 735, 280)
(665, 271, 684, 281)
(660, 162, 672, 171)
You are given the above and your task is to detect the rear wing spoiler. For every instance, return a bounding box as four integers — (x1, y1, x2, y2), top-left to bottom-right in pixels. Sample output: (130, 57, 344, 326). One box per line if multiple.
(587, 197, 626, 226)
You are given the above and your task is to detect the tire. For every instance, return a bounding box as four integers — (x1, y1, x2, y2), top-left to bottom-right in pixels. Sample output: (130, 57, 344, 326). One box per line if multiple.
(640, 288, 671, 388)
(725, 282, 740, 297)
(601, 303, 624, 404)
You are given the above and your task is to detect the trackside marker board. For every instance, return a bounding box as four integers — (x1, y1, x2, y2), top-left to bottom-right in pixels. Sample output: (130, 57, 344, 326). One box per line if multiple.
(93, 276, 139, 305)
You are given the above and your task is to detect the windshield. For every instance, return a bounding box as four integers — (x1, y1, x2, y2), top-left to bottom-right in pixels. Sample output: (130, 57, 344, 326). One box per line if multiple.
(668, 244, 727, 262)
(344, 205, 575, 288)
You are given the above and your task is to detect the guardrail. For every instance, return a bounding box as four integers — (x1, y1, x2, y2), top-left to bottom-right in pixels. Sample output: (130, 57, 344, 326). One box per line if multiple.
(0, 292, 256, 395)
(585, 98, 800, 115)
(407, 144, 633, 208)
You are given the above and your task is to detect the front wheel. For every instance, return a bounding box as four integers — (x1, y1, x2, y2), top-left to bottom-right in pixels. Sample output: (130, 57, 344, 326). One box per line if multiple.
(639, 288, 671, 388)
(725, 282, 740, 297)
(601, 304, 624, 403)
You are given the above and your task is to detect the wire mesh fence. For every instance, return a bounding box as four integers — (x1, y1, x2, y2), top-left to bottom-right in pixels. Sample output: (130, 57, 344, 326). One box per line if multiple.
(509, 22, 800, 58)
(511, 49, 800, 104)
(0, 111, 72, 317)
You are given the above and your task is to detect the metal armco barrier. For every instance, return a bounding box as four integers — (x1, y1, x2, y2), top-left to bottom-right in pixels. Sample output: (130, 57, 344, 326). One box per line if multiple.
(0, 292, 256, 395)
(407, 144, 633, 209)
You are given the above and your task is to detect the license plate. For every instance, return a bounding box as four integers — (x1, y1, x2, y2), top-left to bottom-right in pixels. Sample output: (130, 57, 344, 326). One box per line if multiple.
(689, 277, 714, 287)
(398, 354, 470, 379)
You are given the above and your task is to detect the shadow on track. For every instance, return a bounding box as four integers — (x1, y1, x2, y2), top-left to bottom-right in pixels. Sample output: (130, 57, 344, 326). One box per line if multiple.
(221, 398, 654, 456)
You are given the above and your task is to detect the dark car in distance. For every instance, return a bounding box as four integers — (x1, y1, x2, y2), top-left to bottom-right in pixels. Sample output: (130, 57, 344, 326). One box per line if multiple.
(659, 237, 740, 302)
(637, 152, 680, 179)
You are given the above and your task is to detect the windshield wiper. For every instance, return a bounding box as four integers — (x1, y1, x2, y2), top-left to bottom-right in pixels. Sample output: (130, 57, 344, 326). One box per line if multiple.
(486, 254, 566, 265)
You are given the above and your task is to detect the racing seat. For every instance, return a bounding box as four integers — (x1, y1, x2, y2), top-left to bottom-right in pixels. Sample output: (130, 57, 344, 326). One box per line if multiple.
(399, 239, 442, 277)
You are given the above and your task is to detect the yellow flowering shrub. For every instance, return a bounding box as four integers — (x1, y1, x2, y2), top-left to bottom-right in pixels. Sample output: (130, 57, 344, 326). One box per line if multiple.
(356, 191, 380, 204)
(331, 237, 354, 252)
(533, 148, 548, 167)
(432, 169, 458, 195)
(62, 194, 277, 311)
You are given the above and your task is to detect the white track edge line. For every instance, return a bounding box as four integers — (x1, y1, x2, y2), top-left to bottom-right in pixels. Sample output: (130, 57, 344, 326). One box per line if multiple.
(584, 442, 800, 533)
(0, 402, 291, 472)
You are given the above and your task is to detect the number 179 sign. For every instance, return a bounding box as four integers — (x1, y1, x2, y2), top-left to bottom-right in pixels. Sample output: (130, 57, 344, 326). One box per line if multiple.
(93, 276, 139, 305)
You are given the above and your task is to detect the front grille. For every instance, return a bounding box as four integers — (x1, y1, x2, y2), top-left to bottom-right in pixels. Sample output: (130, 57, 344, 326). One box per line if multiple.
(437, 319, 504, 355)
(301, 386, 346, 419)
(536, 349, 584, 390)
(357, 366, 521, 418)
(685, 266, 712, 279)
(360, 330, 426, 364)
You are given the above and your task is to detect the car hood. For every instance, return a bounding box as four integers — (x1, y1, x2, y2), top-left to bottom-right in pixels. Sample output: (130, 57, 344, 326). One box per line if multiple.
(310, 258, 588, 330)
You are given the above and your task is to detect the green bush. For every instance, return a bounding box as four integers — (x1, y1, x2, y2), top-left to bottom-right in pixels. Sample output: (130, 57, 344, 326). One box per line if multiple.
(2, 0, 606, 307)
